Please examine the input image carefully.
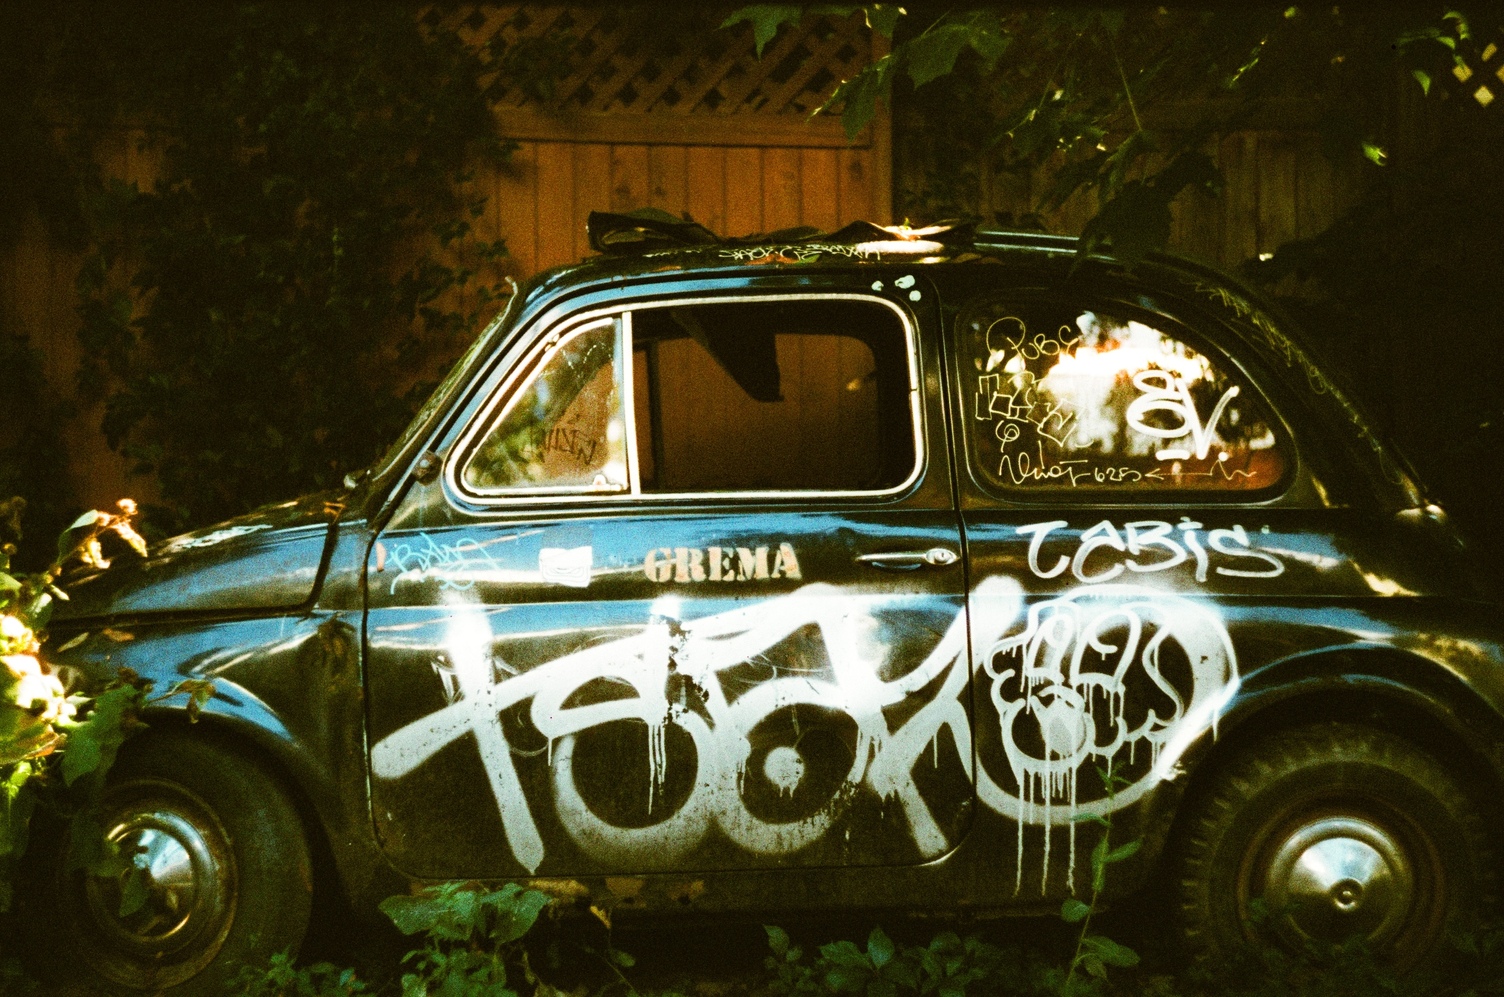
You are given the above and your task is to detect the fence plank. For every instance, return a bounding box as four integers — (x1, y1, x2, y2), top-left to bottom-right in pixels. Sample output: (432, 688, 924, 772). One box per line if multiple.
(647, 144, 689, 219)
(837, 148, 871, 226)
(495, 141, 539, 278)
(535, 142, 576, 270)
(724, 147, 764, 236)
(572, 144, 613, 262)
(800, 148, 840, 233)
(1220, 132, 1260, 266)
(686, 146, 726, 235)
(610, 143, 651, 212)
(762, 147, 803, 232)
(1256, 135, 1300, 257)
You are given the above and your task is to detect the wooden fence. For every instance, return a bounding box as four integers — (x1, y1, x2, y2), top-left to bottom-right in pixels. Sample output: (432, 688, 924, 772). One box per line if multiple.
(0, 6, 1382, 515)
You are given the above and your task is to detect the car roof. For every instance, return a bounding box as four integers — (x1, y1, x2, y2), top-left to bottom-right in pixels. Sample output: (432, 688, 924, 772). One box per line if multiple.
(497, 213, 1423, 514)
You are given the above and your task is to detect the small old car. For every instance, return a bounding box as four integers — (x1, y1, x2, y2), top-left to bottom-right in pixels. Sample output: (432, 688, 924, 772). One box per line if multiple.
(33, 217, 1503, 993)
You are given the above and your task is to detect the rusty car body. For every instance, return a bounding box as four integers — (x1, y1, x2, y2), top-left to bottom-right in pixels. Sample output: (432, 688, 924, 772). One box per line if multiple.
(37, 221, 1504, 993)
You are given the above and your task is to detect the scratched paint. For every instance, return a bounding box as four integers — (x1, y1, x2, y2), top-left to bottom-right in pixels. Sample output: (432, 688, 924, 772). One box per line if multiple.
(370, 574, 1240, 888)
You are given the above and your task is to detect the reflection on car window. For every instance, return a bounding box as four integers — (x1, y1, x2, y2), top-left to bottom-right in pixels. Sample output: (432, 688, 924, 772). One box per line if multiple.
(463, 318, 628, 492)
(960, 301, 1287, 493)
(630, 299, 916, 493)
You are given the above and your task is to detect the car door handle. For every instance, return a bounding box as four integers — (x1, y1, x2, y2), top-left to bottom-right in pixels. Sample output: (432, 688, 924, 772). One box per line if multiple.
(855, 547, 959, 570)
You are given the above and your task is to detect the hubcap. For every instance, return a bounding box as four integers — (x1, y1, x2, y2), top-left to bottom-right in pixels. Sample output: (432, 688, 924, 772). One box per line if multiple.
(1263, 816, 1415, 947)
(77, 792, 236, 987)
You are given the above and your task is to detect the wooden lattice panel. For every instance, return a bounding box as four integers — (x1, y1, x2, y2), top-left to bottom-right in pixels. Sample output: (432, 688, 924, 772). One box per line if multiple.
(430, 6, 874, 119)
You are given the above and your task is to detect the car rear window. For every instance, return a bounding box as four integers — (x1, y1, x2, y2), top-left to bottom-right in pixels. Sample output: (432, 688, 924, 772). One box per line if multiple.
(958, 298, 1289, 496)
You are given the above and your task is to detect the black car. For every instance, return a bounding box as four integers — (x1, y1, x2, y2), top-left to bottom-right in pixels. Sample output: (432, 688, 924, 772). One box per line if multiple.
(36, 220, 1503, 993)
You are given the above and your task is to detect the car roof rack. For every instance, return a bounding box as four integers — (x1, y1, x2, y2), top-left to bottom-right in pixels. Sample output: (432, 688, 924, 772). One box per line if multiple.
(586, 209, 984, 255)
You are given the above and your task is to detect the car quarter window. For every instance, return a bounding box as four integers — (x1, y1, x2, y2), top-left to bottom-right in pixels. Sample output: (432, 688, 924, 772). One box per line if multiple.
(459, 316, 630, 494)
(958, 297, 1289, 495)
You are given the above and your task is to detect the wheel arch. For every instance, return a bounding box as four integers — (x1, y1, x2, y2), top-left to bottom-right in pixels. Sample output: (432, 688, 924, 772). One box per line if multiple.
(1111, 644, 1504, 900)
(1206, 646, 1504, 812)
(128, 706, 365, 924)
(1140, 644, 1504, 886)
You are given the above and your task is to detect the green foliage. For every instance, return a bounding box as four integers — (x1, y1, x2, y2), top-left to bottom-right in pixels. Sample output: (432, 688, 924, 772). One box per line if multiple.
(1243, 86, 1504, 582)
(723, 6, 904, 59)
(737, 5, 1484, 265)
(296, 881, 683, 997)
(0, 499, 210, 910)
(233, 951, 368, 997)
(378, 882, 553, 997)
(765, 924, 1016, 997)
(27, 5, 517, 533)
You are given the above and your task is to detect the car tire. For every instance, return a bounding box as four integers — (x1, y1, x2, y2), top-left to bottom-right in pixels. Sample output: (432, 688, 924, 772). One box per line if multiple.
(23, 728, 314, 995)
(1176, 721, 1494, 970)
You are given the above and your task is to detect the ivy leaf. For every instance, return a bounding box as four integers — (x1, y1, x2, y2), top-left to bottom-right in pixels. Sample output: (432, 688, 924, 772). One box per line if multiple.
(863, 5, 905, 39)
(825, 964, 871, 992)
(1413, 69, 1432, 95)
(0, 761, 36, 861)
(61, 683, 142, 787)
(163, 678, 216, 722)
(867, 926, 894, 968)
(1061, 898, 1093, 923)
(765, 924, 792, 959)
(1443, 10, 1471, 41)
(111, 519, 149, 557)
(820, 939, 871, 970)
(1091, 837, 1112, 892)
(907, 23, 976, 88)
(722, 5, 805, 58)
(1081, 934, 1140, 968)
(381, 888, 455, 936)
(118, 863, 151, 918)
(819, 57, 895, 139)
(1363, 141, 1387, 166)
(485, 883, 551, 944)
(65, 510, 103, 532)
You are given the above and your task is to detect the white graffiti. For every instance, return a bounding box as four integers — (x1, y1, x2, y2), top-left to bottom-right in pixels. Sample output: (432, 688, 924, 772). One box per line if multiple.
(974, 585, 1239, 891)
(1125, 370, 1241, 462)
(715, 244, 870, 263)
(370, 578, 1239, 890)
(1018, 518, 1284, 584)
(373, 579, 1017, 873)
(538, 546, 593, 588)
(381, 531, 587, 593)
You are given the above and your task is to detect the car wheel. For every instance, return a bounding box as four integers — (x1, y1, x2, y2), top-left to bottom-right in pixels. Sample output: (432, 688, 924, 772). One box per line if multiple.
(1176, 721, 1494, 969)
(26, 729, 314, 995)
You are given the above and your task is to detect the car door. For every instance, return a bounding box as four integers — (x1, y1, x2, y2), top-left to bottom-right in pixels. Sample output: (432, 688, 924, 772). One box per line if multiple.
(362, 274, 978, 880)
(941, 276, 1344, 898)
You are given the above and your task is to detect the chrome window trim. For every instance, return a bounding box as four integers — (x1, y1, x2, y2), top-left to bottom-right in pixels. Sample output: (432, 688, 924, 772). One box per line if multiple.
(445, 292, 926, 508)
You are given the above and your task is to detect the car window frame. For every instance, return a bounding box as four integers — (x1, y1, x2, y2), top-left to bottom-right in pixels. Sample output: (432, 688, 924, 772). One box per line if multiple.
(445, 292, 927, 508)
(949, 287, 1303, 507)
